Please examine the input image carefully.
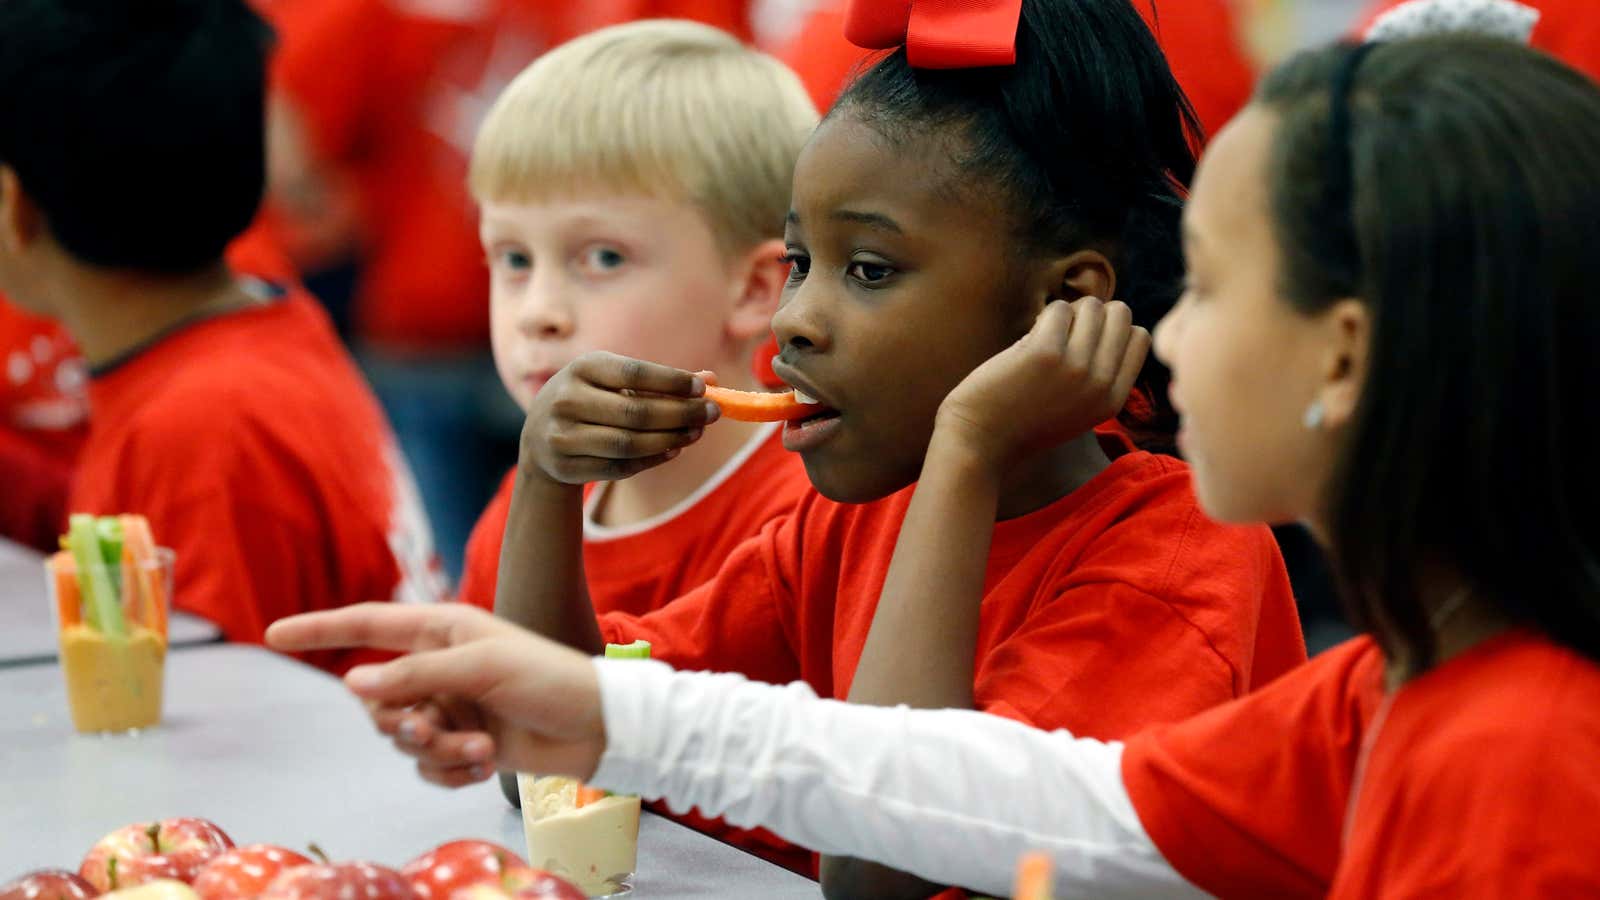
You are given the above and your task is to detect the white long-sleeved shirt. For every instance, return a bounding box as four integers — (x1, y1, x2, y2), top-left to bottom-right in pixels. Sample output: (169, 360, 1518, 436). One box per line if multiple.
(589, 658, 1203, 897)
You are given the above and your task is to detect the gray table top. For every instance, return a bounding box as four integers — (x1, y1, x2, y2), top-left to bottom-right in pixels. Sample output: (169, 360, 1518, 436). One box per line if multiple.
(0, 644, 821, 898)
(0, 538, 223, 667)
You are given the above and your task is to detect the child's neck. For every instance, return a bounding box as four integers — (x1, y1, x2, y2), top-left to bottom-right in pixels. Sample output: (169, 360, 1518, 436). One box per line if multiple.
(590, 366, 770, 529)
(51, 261, 257, 367)
(994, 431, 1112, 521)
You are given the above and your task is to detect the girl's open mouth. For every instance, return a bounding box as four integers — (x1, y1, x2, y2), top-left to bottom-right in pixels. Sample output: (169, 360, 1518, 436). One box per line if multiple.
(782, 407, 842, 452)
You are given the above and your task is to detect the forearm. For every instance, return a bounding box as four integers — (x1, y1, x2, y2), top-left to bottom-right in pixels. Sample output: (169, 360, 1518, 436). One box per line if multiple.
(847, 429, 999, 709)
(591, 660, 1198, 899)
(493, 466, 604, 654)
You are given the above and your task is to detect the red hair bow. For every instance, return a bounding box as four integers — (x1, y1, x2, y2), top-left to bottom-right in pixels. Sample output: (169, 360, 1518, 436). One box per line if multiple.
(844, 0, 1023, 69)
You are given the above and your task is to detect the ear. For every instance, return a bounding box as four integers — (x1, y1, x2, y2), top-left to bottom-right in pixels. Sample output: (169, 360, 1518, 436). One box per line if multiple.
(1313, 298, 1372, 430)
(724, 238, 788, 344)
(1038, 249, 1117, 306)
(0, 166, 44, 255)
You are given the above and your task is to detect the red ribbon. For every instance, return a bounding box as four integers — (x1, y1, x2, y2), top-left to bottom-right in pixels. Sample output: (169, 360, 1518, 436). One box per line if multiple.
(844, 0, 1023, 69)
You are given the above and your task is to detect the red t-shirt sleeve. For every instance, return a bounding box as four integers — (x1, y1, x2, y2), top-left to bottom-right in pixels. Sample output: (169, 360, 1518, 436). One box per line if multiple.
(0, 425, 73, 551)
(457, 470, 515, 611)
(1120, 638, 1384, 899)
(976, 583, 1239, 736)
(598, 513, 803, 686)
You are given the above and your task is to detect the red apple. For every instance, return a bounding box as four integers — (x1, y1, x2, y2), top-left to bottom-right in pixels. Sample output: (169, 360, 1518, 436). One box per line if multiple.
(80, 820, 235, 892)
(0, 870, 98, 900)
(259, 863, 414, 900)
(400, 841, 526, 900)
(100, 882, 198, 900)
(192, 847, 312, 900)
(448, 867, 583, 900)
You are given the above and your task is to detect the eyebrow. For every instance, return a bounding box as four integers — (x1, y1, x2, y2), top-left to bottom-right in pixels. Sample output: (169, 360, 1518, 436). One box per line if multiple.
(784, 209, 905, 234)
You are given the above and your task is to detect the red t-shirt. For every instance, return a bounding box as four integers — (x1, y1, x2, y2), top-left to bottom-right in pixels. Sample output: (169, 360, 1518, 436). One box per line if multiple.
(1124, 630, 1600, 897)
(771, 0, 1256, 141)
(458, 423, 811, 869)
(69, 284, 446, 673)
(602, 437, 1305, 872)
(1360, 0, 1600, 81)
(457, 423, 808, 617)
(0, 299, 88, 550)
(273, 0, 756, 351)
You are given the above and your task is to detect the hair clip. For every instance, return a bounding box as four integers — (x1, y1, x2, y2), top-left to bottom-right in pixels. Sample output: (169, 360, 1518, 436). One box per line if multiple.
(1365, 0, 1540, 44)
(843, 0, 1023, 69)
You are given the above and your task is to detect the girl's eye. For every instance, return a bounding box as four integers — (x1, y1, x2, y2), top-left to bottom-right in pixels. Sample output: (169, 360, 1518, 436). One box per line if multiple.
(847, 261, 893, 283)
(781, 251, 811, 280)
(581, 246, 626, 272)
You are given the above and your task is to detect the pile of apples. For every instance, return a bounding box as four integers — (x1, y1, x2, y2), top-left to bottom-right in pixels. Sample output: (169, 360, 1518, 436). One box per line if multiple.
(2, 818, 583, 900)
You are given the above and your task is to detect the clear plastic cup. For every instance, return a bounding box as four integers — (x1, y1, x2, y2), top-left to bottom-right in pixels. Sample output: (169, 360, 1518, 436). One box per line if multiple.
(518, 774, 641, 897)
(44, 547, 174, 734)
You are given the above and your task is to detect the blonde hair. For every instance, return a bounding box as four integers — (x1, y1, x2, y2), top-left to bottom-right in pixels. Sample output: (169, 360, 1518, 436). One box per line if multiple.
(470, 19, 818, 256)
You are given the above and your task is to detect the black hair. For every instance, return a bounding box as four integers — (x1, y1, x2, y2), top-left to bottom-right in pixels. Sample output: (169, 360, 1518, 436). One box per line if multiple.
(0, 0, 275, 273)
(833, 0, 1201, 452)
(1259, 36, 1600, 669)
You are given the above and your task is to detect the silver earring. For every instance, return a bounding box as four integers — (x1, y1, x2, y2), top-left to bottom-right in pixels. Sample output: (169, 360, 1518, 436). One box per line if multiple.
(1303, 400, 1326, 430)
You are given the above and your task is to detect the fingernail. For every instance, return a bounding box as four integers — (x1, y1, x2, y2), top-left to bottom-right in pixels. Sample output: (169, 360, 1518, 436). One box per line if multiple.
(688, 428, 703, 442)
(346, 666, 382, 691)
(464, 736, 492, 760)
(398, 718, 420, 744)
(473, 765, 493, 781)
(705, 402, 721, 424)
(665, 448, 681, 460)
(690, 375, 706, 396)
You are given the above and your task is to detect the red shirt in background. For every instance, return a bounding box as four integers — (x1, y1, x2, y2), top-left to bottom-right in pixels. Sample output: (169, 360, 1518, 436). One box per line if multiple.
(771, 0, 1257, 140)
(458, 423, 813, 871)
(0, 233, 292, 552)
(69, 281, 446, 674)
(1360, 0, 1600, 81)
(271, 0, 758, 352)
(602, 435, 1306, 872)
(1124, 630, 1600, 896)
(0, 300, 87, 550)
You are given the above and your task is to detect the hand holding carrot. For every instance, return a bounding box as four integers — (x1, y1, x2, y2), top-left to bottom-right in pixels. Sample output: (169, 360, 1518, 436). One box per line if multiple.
(521, 352, 718, 485)
(935, 298, 1149, 472)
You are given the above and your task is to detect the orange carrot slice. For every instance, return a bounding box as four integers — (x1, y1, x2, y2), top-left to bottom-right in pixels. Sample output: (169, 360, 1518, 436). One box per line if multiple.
(1012, 852, 1053, 900)
(695, 370, 822, 423)
(48, 551, 81, 629)
(120, 515, 167, 637)
(575, 785, 607, 808)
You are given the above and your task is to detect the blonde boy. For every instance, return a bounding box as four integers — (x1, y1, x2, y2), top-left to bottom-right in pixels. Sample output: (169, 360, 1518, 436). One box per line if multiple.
(455, 20, 819, 872)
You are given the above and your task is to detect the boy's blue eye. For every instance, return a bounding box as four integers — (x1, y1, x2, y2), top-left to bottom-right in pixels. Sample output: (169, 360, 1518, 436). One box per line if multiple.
(847, 261, 893, 283)
(583, 247, 626, 271)
(497, 249, 532, 271)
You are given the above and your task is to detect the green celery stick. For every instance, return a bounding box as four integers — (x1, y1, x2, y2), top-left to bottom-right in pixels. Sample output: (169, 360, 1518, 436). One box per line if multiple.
(67, 514, 126, 638)
(604, 640, 652, 660)
(96, 516, 125, 598)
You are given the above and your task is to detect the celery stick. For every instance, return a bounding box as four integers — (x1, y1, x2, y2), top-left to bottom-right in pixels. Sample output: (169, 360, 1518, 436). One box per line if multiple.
(67, 514, 125, 638)
(96, 517, 124, 598)
(604, 640, 652, 660)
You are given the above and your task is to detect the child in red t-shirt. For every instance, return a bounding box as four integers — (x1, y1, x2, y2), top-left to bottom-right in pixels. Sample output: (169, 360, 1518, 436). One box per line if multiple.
(0, 0, 444, 674)
(457, 20, 819, 867)
(268, 27, 1600, 899)
(493, 2, 1303, 893)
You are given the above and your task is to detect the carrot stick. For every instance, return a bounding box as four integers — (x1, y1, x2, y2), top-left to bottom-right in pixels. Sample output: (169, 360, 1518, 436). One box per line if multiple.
(1012, 852, 1053, 900)
(575, 785, 608, 808)
(120, 515, 167, 637)
(48, 551, 81, 629)
(694, 370, 822, 423)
